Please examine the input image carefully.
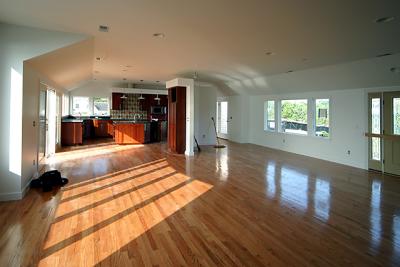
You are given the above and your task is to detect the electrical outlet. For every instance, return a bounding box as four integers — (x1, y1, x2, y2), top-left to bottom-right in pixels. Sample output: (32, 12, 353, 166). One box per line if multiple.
(347, 150, 351, 155)
(202, 134, 206, 138)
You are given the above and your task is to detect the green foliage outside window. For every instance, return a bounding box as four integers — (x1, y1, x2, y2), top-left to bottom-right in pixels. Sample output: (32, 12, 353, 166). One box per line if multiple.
(281, 100, 307, 123)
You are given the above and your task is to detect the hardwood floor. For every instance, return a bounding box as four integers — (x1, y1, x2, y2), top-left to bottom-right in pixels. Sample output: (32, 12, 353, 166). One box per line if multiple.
(1, 141, 400, 266)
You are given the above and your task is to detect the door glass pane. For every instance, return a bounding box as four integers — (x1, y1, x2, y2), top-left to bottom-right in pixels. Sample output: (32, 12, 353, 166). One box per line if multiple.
(371, 98, 380, 134)
(371, 98, 381, 161)
(394, 98, 400, 135)
(372, 137, 381, 161)
(220, 102, 228, 134)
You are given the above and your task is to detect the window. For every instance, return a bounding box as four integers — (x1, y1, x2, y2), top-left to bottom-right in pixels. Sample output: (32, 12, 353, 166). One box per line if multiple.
(264, 100, 276, 131)
(315, 99, 330, 138)
(62, 94, 69, 116)
(93, 97, 110, 116)
(72, 96, 90, 116)
(281, 99, 308, 135)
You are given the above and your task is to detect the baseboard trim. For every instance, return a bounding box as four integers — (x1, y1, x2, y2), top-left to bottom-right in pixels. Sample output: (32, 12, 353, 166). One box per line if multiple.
(21, 176, 34, 199)
(0, 191, 23, 201)
(0, 176, 34, 202)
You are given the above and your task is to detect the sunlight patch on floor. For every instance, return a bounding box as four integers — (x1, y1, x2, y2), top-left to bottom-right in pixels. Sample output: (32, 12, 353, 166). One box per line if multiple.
(38, 162, 213, 266)
(47, 144, 145, 163)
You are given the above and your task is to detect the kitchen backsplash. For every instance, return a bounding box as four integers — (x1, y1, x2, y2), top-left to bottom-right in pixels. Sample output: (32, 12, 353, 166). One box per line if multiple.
(110, 94, 147, 119)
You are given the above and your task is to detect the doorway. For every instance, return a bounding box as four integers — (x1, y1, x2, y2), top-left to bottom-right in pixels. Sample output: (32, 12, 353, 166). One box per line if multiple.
(38, 84, 57, 166)
(216, 101, 229, 139)
(367, 91, 400, 175)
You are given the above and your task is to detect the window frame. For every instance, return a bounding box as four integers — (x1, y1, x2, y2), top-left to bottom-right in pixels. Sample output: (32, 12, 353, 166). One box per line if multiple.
(263, 97, 331, 139)
(314, 98, 331, 139)
(280, 98, 309, 136)
(71, 96, 91, 116)
(264, 100, 277, 132)
(93, 97, 110, 116)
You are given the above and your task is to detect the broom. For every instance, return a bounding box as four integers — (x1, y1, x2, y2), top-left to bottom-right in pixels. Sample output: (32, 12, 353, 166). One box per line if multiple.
(211, 117, 226, 148)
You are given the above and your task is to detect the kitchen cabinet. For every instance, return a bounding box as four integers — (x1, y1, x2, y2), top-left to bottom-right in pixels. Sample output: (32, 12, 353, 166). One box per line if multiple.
(107, 121, 115, 137)
(93, 119, 112, 137)
(61, 122, 83, 145)
(114, 123, 144, 144)
(112, 93, 123, 110)
(168, 87, 186, 154)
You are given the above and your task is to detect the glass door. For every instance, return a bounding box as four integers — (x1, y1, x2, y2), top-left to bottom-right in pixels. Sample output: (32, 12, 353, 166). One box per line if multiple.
(368, 93, 382, 171)
(46, 89, 57, 157)
(383, 92, 400, 175)
(216, 101, 229, 139)
(38, 88, 47, 163)
(368, 91, 400, 176)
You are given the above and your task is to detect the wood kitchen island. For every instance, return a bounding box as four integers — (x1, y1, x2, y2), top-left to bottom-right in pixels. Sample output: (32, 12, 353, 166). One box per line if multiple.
(114, 121, 145, 144)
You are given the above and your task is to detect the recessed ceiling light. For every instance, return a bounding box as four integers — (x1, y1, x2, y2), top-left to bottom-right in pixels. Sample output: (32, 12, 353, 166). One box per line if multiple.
(156, 80, 160, 83)
(374, 16, 395, 23)
(122, 69, 127, 72)
(287, 70, 294, 73)
(140, 80, 144, 82)
(153, 33, 165, 38)
(390, 67, 400, 73)
(265, 52, 275, 56)
(126, 65, 132, 68)
(376, 53, 393, 58)
(123, 78, 127, 81)
(99, 25, 109, 32)
(302, 58, 308, 62)
(96, 57, 101, 61)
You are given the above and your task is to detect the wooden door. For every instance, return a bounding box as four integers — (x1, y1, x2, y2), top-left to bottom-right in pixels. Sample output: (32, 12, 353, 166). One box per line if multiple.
(383, 92, 400, 175)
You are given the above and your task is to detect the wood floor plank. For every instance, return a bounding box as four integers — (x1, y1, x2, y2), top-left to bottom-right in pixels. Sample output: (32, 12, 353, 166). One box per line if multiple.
(1, 140, 400, 266)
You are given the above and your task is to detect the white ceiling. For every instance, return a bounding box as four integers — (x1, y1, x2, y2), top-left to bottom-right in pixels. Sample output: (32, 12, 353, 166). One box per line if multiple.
(0, 0, 399, 91)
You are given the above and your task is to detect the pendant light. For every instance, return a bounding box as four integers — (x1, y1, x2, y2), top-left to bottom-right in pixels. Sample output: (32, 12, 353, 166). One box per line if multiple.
(154, 94, 161, 105)
(120, 87, 127, 99)
(138, 94, 145, 100)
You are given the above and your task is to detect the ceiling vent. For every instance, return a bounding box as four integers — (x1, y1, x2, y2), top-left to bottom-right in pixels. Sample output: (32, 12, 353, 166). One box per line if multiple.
(374, 17, 395, 23)
(99, 25, 109, 32)
(376, 53, 393, 58)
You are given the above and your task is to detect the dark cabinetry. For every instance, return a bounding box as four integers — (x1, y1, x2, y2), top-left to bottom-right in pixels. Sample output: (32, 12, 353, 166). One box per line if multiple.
(168, 87, 186, 154)
(112, 93, 123, 110)
(93, 119, 112, 137)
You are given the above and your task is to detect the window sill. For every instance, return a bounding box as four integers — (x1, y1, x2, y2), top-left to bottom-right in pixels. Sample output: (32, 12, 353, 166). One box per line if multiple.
(263, 130, 331, 140)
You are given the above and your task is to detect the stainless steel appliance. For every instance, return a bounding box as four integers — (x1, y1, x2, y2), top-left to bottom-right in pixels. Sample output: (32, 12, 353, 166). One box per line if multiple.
(150, 106, 167, 115)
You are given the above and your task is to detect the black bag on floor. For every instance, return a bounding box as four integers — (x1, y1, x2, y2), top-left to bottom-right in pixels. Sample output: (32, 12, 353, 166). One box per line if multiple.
(30, 170, 69, 192)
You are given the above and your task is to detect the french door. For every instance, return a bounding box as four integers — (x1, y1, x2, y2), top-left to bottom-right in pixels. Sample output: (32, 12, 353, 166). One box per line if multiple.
(216, 101, 229, 139)
(368, 92, 400, 175)
(38, 88, 47, 163)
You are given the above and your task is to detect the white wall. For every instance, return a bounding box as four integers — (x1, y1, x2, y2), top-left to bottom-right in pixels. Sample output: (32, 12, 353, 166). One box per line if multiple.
(22, 63, 68, 190)
(224, 86, 400, 170)
(0, 22, 87, 200)
(194, 84, 217, 145)
(249, 88, 368, 169)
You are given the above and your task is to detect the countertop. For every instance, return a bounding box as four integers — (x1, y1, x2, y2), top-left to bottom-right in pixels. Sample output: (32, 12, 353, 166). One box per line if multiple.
(113, 120, 149, 124)
(62, 119, 84, 123)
